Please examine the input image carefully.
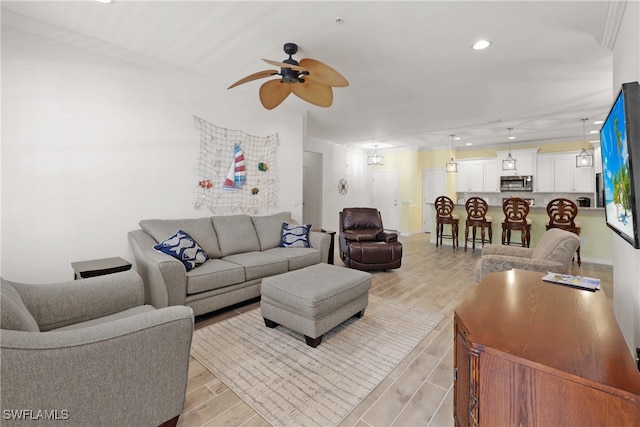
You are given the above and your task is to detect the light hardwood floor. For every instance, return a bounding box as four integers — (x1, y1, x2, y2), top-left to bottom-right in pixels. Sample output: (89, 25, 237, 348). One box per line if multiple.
(177, 232, 613, 427)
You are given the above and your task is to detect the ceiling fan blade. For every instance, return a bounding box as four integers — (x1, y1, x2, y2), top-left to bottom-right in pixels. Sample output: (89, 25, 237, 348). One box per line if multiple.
(292, 80, 333, 107)
(259, 79, 293, 110)
(261, 58, 308, 72)
(299, 58, 349, 87)
(228, 70, 278, 89)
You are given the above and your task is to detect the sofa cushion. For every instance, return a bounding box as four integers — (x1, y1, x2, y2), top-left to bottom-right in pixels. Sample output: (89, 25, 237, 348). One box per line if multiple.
(211, 215, 261, 256)
(140, 218, 222, 258)
(1, 279, 40, 332)
(280, 223, 312, 248)
(251, 211, 291, 250)
(154, 230, 209, 272)
(222, 252, 288, 281)
(185, 259, 246, 295)
(264, 247, 322, 271)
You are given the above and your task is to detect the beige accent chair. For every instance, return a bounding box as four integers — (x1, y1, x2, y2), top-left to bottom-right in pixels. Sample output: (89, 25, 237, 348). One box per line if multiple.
(1, 270, 193, 427)
(474, 228, 581, 282)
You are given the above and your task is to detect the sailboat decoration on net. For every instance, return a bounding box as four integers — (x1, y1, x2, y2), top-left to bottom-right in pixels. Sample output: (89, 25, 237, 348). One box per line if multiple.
(223, 143, 246, 189)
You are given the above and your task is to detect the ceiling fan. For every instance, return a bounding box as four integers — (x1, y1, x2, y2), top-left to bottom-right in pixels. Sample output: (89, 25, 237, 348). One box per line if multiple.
(228, 43, 349, 110)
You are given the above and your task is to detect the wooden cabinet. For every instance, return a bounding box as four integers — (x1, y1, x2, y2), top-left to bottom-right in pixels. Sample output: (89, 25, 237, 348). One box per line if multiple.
(454, 270, 640, 427)
(535, 152, 595, 193)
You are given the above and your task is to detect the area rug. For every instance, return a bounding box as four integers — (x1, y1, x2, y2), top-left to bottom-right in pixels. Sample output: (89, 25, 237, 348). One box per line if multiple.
(191, 296, 445, 427)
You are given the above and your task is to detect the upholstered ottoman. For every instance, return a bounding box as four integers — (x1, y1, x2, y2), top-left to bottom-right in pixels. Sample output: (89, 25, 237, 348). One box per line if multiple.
(260, 263, 372, 347)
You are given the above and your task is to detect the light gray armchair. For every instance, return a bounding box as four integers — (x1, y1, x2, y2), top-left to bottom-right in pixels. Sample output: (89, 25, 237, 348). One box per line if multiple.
(474, 228, 581, 282)
(1, 270, 194, 427)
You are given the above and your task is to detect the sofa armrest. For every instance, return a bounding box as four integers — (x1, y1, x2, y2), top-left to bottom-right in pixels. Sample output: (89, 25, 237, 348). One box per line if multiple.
(1, 305, 193, 427)
(11, 270, 144, 332)
(480, 244, 534, 258)
(309, 231, 331, 264)
(378, 231, 398, 242)
(128, 230, 188, 308)
(474, 255, 566, 282)
(340, 230, 360, 242)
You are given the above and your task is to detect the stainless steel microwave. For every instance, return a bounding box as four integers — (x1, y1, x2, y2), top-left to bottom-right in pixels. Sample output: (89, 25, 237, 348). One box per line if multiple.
(500, 175, 533, 192)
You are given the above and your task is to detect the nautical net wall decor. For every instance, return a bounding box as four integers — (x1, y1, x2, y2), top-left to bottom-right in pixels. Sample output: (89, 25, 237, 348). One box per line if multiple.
(193, 116, 279, 214)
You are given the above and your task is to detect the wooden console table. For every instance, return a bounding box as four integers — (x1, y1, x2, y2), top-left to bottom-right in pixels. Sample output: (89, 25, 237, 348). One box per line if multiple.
(454, 269, 640, 426)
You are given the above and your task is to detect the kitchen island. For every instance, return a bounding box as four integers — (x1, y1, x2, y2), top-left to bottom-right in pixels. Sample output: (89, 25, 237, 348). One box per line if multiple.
(428, 202, 612, 264)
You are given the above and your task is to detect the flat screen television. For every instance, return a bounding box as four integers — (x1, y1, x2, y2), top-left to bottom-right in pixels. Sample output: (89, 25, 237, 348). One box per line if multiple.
(599, 81, 640, 249)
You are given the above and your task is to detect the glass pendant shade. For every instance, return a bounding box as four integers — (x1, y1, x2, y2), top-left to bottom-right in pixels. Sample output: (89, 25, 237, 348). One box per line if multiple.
(367, 154, 384, 165)
(446, 158, 459, 173)
(367, 145, 384, 165)
(445, 135, 458, 173)
(576, 148, 594, 167)
(502, 153, 517, 170)
(502, 128, 517, 170)
(576, 118, 593, 168)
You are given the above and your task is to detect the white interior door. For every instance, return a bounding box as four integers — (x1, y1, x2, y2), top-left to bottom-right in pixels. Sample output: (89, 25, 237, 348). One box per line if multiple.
(371, 170, 399, 232)
(423, 168, 446, 232)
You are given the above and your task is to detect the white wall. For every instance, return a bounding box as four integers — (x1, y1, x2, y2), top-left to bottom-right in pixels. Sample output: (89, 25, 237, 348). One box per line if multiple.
(303, 138, 371, 233)
(611, 0, 640, 355)
(1, 24, 305, 283)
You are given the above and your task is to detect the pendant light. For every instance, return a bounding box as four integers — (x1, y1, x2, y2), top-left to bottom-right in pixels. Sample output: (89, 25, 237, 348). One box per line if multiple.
(367, 144, 384, 165)
(502, 128, 517, 171)
(576, 118, 594, 167)
(445, 135, 458, 173)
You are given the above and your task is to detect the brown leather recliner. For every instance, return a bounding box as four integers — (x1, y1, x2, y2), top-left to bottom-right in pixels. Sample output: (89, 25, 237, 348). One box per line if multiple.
(339, 208, 402, 271)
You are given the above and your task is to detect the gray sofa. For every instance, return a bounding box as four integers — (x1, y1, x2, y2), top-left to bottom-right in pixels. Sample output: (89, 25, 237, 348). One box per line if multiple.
(128, 211, 331, 316)
(0, 270, 193, 427)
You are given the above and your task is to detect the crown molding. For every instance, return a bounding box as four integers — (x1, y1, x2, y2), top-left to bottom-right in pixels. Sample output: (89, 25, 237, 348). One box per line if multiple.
(599, 0, 627, 51)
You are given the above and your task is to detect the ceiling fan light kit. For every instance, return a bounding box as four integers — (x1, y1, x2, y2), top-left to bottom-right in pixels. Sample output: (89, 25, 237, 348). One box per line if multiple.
(228, 43, 348, 110)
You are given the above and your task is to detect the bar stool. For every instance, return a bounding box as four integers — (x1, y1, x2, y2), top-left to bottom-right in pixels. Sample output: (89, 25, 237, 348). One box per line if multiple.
(434, 196, 459, 248)
(501, 197, 532, 247)
(464, 197, 492, 252)
(545, 198, 581, 265)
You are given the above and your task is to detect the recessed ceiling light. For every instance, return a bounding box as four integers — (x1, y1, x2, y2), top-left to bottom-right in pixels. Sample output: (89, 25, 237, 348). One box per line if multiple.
(593, 120, 603, 125)
(454, 136, 461, 140)
(466, 142, 473, 146)
(472, 40, 491, 50)
(95, 0, 113, 3)
(589, 130, 599, 134)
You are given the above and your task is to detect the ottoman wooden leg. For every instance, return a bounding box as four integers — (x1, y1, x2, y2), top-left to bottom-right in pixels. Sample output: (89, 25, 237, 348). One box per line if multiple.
(353, 309, 365, 318)
(264, 318, 279, 328)
(304, 335, 323, 348)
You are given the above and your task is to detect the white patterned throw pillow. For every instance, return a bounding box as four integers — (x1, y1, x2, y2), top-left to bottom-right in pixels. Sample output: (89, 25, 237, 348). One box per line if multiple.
(280, 223, 311, 248)
(154, 230, 209, 271)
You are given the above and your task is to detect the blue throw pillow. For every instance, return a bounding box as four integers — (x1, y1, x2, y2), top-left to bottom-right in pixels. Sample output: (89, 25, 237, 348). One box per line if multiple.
(154, 230, 209, 272)
(280, 222, 311, 248)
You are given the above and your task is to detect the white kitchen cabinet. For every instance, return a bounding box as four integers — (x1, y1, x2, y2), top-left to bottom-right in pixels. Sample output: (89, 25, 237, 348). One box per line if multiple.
(535, 156, 554, 192)
(456, 160, 484, 192)
(553, 155, 574, 192)
(534, 152, 594, 193)
(573, 163, 595, 192)
(483, 159, 500, 192)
